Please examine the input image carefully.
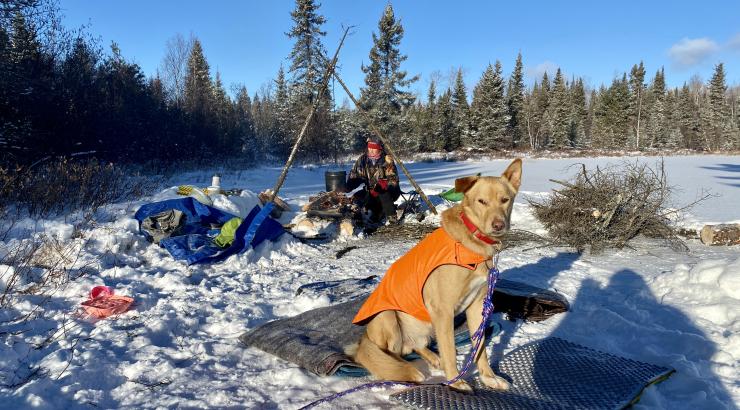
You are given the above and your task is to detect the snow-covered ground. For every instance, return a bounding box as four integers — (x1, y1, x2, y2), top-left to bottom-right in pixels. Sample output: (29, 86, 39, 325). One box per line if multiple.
(0, 155, 738, 409)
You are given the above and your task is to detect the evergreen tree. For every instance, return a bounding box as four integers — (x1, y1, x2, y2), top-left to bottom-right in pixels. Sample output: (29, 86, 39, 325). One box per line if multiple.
(273, 65, 292, 158)
(536, 72, 551, 147)
(663, 89, 682, 148)
(646, 68, 668, 148)
(359, 3, 417, 140)
(420, 79, 436, 150)
(285, 0, 333, 160)
(628, 62, 646, 149)
(507, 52, 525, 148)
(286, 0, 327, 104)
(584, 88, 598, 148)
(212, 71, 233, 152)
(5, 11, 48, 154)
(593, 76, 630, 149)
(451, 67, 469, 145)
(611, 75, 631, 149)
(569, 77, 587, 147)
(590, 86, 609, 148)
(434, 89, 458, 151)
(183, 39, 213, 117)
(470, 61, 509, 149)
(677, 83, 700, 149)
(234, 85, 256, 161)
(704, 63, 737, 149)
(546, 68, 570, 149)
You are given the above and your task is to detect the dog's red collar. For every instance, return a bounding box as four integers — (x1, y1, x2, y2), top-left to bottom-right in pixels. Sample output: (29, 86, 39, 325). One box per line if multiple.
(460, 212, 499, 245)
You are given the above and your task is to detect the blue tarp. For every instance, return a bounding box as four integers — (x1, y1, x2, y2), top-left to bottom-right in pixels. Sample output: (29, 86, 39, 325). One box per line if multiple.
(135, 198, 285, 265)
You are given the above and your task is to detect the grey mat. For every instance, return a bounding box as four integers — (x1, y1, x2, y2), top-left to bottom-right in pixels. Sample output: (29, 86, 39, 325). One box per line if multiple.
(390, 337, 674, 410)
(239, 296, 499, 377)
(240, 298, 367, 376)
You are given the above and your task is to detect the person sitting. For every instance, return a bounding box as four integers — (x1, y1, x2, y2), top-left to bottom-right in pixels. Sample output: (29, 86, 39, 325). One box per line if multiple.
(346, 139, 401, 224)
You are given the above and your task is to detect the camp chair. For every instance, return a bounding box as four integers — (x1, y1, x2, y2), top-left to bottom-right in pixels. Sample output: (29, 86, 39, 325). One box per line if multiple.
(398, 190, 425, 222)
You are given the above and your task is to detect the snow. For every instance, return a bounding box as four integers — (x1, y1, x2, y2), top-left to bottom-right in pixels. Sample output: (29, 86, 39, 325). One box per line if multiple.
(0, 155, 738, 409)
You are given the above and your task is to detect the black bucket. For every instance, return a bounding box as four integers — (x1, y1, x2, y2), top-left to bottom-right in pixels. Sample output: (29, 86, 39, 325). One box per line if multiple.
(325, 170, 347, 192)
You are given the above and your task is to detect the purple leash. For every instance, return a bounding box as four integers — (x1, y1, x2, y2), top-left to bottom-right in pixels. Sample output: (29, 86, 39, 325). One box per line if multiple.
(299, 256, 501, 409)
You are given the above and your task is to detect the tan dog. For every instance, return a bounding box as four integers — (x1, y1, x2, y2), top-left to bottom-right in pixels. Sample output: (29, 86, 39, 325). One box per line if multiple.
(348, 159, 522, 392)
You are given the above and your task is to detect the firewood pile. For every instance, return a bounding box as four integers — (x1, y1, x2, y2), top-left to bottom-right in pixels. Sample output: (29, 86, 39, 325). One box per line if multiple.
(528, 160, 705, 253)
(301, 191, 357, 219)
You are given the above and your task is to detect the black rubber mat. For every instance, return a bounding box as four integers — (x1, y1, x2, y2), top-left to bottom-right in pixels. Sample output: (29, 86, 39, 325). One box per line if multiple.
(390, 337, 674, 410)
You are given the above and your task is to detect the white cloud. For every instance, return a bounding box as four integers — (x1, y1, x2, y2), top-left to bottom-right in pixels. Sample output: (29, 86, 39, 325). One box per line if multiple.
(728, 33, 740, 51)
(526, 61, 558, 80)
(667, 37, 719, 67)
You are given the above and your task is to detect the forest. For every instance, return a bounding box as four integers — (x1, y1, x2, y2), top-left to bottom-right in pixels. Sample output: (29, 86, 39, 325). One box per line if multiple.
(1, 0, 739, 169)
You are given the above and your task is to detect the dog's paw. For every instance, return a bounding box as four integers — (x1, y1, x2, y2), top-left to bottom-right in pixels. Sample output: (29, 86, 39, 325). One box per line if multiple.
(401, 367, 425, 383)
(424, 353, 441, 370)
(480, 374, 510, 391)
(448, 380, 473, 393)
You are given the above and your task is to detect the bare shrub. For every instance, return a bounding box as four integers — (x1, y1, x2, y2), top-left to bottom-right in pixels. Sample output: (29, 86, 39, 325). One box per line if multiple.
(528, 160, 704, 253)
(0, 158, 158, 310)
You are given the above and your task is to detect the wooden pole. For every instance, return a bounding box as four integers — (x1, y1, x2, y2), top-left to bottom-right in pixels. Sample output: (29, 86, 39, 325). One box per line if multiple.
(269, 27, 351, 202)
(328, 70, 438, 215)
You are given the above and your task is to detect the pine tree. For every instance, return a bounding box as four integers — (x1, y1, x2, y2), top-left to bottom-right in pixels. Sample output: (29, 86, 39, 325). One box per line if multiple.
(451, 67, 469, 145)
(470, 61, 509, 149)
(593, 77, 630, 149)
(663, 89, 683, 148)
(677, 84, 700, 149)
(421, 79, 436, 150)
(285, 0, 334, 160)
(546, 69, 570, 149)
(359, 3, 417, 140)
(212, 71, 233, 151)
(435, 89, 458, 151)
(584, 89, 598, 148)
(507, 52, 525, 148)
(273, 65, 292, 158)
(611, 75, 631, 148)
(536, 72, 551, 147)
(569, 77, 587, 148)
(183, 39, 213, 117)
(628, 62, 646, 149)
(591, 86, 609, 149)
(647, 68, 668, 148)
(704, 63, 737, 149)
(286, 0, 327, 105)
(234, 85, 256, 160)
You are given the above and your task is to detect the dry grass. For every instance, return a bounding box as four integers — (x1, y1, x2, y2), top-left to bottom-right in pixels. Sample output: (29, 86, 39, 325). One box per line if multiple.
(0, 158, 157, 309)
(528, 160, 705, 253)
(0, 158, 159, 386)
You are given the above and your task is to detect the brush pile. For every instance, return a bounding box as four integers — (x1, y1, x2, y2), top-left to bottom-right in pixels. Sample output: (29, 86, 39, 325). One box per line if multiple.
(529, 160, 691, 253)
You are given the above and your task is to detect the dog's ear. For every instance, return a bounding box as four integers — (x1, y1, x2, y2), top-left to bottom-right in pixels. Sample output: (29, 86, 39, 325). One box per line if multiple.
(501, 159, 522, 191)
(455, 176, 480, 193)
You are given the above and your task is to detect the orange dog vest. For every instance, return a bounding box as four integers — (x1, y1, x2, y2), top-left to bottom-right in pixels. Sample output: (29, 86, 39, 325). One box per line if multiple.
(353, 227, 487, 324)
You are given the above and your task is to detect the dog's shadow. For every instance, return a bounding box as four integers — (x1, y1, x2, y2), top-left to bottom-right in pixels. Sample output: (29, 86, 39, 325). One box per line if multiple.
(489, 251, 581, 361)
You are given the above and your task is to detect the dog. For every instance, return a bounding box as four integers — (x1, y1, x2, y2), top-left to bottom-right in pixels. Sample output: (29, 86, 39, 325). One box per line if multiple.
(347, 158, 522, 392)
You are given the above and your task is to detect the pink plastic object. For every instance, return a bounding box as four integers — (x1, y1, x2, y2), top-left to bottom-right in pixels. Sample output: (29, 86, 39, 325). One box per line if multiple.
(81, 295, 134, 319)
(90, 286, 113, 299)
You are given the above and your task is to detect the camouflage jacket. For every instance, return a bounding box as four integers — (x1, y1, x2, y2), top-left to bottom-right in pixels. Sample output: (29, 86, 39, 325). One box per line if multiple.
(346, 153, 399, 192)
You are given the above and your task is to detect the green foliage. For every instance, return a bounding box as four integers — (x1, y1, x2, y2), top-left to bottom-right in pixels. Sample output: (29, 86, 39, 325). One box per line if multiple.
(470, 61, 509, 149)
(547, 68, 570, 149)
(507, 53, 525, 148)
(359, 3, 417, 143)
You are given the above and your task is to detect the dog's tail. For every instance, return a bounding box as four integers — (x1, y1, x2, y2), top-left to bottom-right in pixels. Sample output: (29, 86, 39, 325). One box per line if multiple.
(352, 334, 423, 382)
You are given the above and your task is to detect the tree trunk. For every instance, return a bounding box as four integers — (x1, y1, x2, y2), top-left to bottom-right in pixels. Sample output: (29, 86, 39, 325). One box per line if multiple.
(700, 224, 740, 246)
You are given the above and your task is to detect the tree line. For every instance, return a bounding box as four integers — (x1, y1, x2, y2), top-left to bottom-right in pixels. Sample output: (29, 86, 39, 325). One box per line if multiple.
(1, 0, 738, 169)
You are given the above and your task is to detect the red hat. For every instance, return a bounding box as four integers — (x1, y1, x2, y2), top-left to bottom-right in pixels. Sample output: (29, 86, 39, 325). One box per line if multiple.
(367, 141, 382, 150)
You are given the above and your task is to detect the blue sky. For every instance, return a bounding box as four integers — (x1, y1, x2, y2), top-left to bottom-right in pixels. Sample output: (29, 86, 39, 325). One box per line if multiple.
(59, 0, 740, 101)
